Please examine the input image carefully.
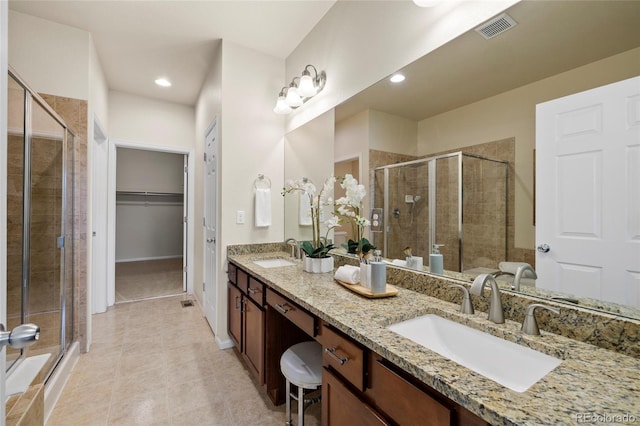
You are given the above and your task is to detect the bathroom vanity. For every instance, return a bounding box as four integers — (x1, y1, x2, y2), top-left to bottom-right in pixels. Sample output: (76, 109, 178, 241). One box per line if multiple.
(227, 248, 640, 425)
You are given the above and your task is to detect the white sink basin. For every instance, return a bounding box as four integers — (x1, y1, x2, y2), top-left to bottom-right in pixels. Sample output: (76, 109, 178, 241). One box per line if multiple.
(387, 314, 561, 392)
(253, 258, 295, 268)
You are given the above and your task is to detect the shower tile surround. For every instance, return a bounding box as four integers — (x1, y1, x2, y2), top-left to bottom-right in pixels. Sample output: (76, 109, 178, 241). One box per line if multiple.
(229, 243, 639, 424)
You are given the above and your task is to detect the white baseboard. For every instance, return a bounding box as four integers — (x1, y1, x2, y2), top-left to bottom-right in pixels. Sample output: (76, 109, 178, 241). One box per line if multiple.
(215, 336, 235, 350)
(115, 255, 183, 263)
(44, 341, 80, 424)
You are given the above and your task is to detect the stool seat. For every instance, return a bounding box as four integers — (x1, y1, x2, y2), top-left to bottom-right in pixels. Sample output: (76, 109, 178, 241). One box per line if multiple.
(280, 341, 322, 388)
(280, 341, 322, 425)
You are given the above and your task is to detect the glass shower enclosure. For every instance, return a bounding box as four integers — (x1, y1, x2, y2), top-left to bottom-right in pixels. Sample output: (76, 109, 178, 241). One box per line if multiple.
(371, 152, 508, 274)
(6, 69, 75, 382)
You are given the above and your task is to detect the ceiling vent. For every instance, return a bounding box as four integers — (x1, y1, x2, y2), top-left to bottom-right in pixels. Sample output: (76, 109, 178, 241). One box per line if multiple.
(475, 13, 518, 40)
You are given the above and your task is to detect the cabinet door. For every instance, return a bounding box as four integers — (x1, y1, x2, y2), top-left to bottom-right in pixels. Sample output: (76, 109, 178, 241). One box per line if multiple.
(228, 283, 242, 350)
(243, 297, 265, 384)
(322, 368, 389, 426)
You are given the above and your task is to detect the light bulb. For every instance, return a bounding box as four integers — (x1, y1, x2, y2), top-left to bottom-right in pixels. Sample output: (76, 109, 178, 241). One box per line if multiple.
(285, 86, 303, 107)
(298, 74, 317, 98)
(274, 96, 292, 114)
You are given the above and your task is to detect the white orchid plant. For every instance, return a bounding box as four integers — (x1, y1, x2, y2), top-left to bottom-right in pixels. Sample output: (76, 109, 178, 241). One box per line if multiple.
(335, 174, 375, 256)
(282, 176, 340, 258)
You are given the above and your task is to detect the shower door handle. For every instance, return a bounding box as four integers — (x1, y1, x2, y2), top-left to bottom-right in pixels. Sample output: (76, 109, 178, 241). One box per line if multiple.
(0, 323, 40, 349)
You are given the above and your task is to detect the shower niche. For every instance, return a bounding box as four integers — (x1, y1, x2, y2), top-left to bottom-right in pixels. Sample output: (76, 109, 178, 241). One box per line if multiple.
(6, 69, 75, 387)
(372, 152, 508, 274)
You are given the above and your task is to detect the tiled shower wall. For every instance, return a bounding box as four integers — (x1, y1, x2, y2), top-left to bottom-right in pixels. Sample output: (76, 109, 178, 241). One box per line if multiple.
(40, 94, 88, 352)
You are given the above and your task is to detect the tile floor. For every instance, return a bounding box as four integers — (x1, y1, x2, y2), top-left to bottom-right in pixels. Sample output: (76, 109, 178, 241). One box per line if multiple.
(47, 294, 321, 425)
(115, 259, 184, 303)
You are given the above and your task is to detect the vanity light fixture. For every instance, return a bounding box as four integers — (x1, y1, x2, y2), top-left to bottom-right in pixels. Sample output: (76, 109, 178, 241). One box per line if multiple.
(274, 64, 326, 114)
(155, 77, 172, 87)
(390, 73, 406, 83)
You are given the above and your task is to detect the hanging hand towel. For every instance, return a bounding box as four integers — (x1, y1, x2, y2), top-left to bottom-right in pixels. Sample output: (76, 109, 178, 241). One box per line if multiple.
(255, 188, 271, 227)
(299, 193, 312, 226)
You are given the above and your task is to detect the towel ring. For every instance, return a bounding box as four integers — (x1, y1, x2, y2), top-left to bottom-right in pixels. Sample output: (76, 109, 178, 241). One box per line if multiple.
(253, 174, 271, 190)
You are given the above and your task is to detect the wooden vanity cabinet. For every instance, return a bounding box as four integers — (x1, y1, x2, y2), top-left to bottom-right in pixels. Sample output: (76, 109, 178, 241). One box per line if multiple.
(227, 282, 242, 350)
(318, 322, 487, 426)
(242, 295, 265, 383)
(322, 367, 389, 426)
(226, 263, 266, 385)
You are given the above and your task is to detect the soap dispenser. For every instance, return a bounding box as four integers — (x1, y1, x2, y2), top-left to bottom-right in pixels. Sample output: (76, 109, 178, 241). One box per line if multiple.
(370, 250, 386, 294)
(430, 244, 444, 275)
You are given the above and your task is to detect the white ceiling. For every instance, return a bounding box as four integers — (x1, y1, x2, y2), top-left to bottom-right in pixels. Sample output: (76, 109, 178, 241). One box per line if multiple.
(336, 0, 640, 122)
(8, 0, 336, 106)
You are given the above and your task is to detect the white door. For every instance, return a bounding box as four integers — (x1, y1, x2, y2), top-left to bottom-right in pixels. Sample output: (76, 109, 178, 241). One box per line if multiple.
(536, 76, 640, 308)
(182, 155, 188, 291)
(203, 118, 218, 330)
(91, 123, 109, 313)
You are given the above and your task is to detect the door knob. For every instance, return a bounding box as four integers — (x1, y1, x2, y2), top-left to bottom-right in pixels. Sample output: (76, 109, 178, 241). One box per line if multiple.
(537, 244, 551, 253)
(0, 323, 40, 349)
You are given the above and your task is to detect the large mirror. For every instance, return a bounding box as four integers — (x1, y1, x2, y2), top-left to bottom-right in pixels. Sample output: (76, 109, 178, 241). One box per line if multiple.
(284, 0, 640, 319)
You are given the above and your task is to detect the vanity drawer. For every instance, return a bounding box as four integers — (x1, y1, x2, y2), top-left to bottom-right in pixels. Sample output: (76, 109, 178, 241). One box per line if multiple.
(317, 323, 366, 391)
(368, 355, 452, 426)
(248, 276, 266, 306)
(236, 268, 249, 294)
(227, 262, 237, 284)
(266, 289, 315, 337)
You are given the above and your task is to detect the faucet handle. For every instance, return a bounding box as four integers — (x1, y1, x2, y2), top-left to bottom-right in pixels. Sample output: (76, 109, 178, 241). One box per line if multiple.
(448, 284, 474, 314)
(521, 303, 559, 335)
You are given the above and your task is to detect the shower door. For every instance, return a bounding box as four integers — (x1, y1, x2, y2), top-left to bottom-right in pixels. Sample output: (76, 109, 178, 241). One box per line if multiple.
(6, 70, 74, 381)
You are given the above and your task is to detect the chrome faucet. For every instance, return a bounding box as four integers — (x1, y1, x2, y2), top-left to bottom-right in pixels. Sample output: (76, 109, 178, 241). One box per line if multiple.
(285, 238, 300, 259)
(469, 274, 504, 324)
(521, 303, 559, 335)
(448, 284, 474, 314)
(513, 264, 537, 291)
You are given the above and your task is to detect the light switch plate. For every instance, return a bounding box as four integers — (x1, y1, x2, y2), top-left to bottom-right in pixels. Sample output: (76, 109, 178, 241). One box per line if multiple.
(236, 210, 245, 224)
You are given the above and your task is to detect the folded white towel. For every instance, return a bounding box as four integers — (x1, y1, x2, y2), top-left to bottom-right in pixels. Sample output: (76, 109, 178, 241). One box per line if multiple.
(391, 259, 407, 267)
(255, 188, 271, 227)
(334, 265, 360, 284)
(499, 261, 532, 275)
(299, 193, 312, 226)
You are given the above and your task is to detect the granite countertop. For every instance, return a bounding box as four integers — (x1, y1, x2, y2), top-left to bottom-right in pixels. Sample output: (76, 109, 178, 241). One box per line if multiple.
(228, 252, 640, 426)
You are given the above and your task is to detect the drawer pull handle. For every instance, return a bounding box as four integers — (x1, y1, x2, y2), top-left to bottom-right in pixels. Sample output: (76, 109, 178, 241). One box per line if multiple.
(235, 296, 240, 309)
(324, 347, 349, 365)
(247, 287, 259, 295)
(275, 303, 290, 314)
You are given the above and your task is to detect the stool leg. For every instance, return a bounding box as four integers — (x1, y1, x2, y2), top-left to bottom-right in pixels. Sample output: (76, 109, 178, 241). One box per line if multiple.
(298, 385, 304, 426)
(285, 379, 292, 426)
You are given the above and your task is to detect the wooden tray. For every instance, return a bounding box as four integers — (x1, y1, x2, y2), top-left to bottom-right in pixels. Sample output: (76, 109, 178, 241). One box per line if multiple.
(334, 279, 398, 298)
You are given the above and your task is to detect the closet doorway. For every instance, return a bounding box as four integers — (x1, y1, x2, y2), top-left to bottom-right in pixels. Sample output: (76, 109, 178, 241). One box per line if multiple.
(114, 148, 187, 302)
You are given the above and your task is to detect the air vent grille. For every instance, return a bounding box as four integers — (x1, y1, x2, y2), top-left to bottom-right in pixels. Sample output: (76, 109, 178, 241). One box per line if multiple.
(475, 13, 518, 40)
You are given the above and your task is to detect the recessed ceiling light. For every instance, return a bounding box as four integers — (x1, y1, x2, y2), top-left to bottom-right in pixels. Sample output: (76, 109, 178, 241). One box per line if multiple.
(155, 78, 172, 87)
(390, 74, 405, 83)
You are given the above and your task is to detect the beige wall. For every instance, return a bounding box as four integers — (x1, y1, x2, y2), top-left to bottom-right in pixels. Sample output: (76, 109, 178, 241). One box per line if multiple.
(285, 0, 518, 133)
(108, 91, 195, 147)
(195, 40, 285, 343)
(284, 109, 335, 242)
(417, 47, 640, 250)
(193, 42, 221, 308)
(8, 11, 89, 101)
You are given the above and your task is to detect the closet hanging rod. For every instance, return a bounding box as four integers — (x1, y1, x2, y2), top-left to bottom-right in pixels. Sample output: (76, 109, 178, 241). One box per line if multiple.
(116, 191, 183, 196)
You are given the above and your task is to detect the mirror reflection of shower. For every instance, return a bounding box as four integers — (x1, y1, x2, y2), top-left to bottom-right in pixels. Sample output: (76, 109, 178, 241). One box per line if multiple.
(405, 194, 422, 225)
(372, 151, 508, 274)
